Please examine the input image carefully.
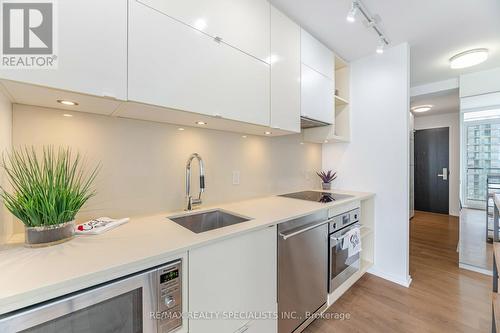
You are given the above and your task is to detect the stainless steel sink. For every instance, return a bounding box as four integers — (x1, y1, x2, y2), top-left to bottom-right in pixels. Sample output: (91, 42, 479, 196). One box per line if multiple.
(168, 209, 252, 233)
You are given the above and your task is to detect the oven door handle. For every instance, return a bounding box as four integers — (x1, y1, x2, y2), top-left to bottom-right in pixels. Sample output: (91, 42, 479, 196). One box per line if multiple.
(279, 218, 334, 240)
(330, 223, 362, 242)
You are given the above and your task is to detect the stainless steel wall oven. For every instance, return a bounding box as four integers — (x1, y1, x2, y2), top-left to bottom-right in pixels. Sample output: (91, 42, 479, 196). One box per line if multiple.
(329, 208, 361, 292)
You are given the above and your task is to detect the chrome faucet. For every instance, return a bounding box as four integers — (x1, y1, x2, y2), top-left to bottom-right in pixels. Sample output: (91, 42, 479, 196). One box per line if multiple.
(185, 153, 205, 211)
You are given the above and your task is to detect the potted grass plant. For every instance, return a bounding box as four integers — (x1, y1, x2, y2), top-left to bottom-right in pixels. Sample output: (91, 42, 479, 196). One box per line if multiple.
(0, 147, 99, 247)
(317, 170, 337, 191)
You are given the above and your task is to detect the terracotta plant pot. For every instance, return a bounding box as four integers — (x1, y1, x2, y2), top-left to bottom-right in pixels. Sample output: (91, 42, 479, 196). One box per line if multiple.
(24, 221, 75, 248)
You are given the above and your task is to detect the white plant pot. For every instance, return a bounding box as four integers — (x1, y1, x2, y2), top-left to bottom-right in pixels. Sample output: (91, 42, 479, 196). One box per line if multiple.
(322, 182, 332, 191)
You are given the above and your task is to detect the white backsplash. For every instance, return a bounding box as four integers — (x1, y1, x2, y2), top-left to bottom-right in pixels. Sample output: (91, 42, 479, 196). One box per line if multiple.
(10, 104, 321, 233)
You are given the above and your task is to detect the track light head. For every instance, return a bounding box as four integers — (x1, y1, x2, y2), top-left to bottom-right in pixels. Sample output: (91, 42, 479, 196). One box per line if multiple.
(346, 2, 358, 23)
(376, 42, 385, 54)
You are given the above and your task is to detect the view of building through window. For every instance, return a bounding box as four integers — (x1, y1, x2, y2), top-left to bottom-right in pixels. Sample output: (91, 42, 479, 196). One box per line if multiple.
(464, 109, 500, 209)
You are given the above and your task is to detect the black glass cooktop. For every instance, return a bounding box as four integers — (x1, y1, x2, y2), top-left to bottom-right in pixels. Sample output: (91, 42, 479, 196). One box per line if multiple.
(279, 191, 354, 203)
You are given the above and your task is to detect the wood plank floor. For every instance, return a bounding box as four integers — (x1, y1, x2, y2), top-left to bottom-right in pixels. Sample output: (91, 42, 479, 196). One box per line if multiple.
(304, 211, 491, 333)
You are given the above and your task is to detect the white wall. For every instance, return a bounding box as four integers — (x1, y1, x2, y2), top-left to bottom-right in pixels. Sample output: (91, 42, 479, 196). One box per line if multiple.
(0, 88, 12, 243)
(414, 112, 460, 216)
(323, 43, 411, 287)
(460, 67, 500, 98)
(11, 104, 322, 233)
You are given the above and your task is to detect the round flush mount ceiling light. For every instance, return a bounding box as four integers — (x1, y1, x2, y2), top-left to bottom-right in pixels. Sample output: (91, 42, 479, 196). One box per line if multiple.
(449, 48, 489, 69)
(411, 105, 433, 113)
(57, 99, 78, 106)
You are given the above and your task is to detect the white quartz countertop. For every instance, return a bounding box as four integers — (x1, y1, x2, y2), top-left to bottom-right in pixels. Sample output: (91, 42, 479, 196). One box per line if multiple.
(0, 189, 374, 316)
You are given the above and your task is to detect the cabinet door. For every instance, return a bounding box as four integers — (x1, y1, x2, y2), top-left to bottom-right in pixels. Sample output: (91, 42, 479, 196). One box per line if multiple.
(137, 0, 270, 62)
(301, 65, 334, 124)
(270, 6, 301, 133)
(0, 0, 127, 100)
(189, 226, 277, 333)
(301, 29, 334, 79)
(128, 1, 270, 126)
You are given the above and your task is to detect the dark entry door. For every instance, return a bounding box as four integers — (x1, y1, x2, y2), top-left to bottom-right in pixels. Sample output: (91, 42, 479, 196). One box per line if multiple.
(414, 127, 450, 214)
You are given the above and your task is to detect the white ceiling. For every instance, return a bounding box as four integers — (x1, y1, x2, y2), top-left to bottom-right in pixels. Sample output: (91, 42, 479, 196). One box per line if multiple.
(270, 0, 500, 87)
(410, 89, 459, 117)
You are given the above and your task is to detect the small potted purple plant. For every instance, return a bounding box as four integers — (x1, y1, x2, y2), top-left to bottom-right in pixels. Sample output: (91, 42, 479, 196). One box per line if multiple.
(317, 170, 337, 191)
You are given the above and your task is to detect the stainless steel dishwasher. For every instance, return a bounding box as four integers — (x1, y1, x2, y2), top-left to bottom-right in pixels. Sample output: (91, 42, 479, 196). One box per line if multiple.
(278, 210, 329, 333)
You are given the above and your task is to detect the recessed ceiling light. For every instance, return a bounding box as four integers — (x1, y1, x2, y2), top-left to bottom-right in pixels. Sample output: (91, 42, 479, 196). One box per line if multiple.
(63, 114, 73, 117)
(178, 128, 185, 131)
(324, 140, 329, 143)
(411, 105, 433, 113)
(242, 135, 247, 138)
(449, 48, 489, 69)
(300, 142, 304, 145)
(196, 121, 207, 125)
(57, 99, 78, 106)
(264, 131, 272, 135)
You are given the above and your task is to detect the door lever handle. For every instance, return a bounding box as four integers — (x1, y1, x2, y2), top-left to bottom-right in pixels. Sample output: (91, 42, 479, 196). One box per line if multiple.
(437, 168, 448, 181)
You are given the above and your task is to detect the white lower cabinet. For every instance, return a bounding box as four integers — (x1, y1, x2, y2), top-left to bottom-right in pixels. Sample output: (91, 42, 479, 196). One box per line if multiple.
(301, 65, 334, 124)
(128, 0, 270, 127)
(188, 226, 277, 333)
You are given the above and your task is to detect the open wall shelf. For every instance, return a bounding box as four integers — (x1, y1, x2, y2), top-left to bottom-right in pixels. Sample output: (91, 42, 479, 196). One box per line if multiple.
(334, 95, 349, 106)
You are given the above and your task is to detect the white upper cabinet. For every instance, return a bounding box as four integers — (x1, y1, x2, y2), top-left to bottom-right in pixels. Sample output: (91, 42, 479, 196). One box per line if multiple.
(270, 6, 301, 133)
(300, 28, 335, 125)
(189, 226, 277, 333)
(136, 0, 270, 63)
(301, 64, 334, 124)
(128, 0, 270, 126)
(0, 0, 127, 100)
(300, 29, 334, 79)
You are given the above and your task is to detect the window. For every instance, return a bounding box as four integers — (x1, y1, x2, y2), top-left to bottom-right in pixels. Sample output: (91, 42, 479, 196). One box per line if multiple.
(464, 115, 500, 208)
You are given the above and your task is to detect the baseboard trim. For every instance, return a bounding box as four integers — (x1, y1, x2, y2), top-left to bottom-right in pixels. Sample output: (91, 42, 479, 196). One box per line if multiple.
(459, 262, 492, 276)
(368, 268, 413, 288)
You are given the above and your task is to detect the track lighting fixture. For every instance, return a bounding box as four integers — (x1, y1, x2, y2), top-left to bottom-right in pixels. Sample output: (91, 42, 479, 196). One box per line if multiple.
(346, 0, 390, 54)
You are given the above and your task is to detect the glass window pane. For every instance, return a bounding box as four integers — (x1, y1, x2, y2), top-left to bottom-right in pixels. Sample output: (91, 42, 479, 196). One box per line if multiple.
(465, 118, 500, 207)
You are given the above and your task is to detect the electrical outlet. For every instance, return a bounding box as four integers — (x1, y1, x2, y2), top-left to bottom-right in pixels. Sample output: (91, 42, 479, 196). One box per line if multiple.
(232, 171, 240, 185)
